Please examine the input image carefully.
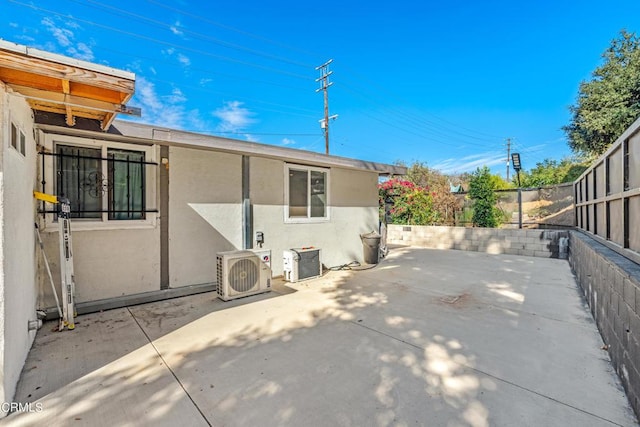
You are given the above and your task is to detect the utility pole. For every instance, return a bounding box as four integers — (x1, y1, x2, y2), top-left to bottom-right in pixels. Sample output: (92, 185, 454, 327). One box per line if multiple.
(316, 59, 337, 154)
(505, 137, 512, 182)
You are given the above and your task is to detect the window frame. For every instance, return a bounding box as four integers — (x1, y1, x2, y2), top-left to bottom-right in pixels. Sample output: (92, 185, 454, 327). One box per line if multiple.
(284, 163, 330, 223)
(41, 133, 157, 231)
(9, 122, 26, 157)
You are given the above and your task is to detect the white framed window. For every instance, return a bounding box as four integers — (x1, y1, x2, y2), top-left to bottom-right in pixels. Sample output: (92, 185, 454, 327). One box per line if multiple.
(41, 133, 157, 230)
(10, 122, 26, 156)
(284, 164, 330, 223)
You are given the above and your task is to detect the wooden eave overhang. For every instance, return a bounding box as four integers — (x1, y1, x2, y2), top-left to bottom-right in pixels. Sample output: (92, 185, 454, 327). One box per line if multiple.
(0, 40, 138, 130)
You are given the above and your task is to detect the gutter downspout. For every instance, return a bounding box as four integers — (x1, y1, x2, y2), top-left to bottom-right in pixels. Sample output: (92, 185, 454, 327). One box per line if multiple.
(242, 155, 252, 250)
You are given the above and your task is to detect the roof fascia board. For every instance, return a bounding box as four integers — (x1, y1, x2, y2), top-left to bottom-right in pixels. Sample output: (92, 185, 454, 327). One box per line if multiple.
(0, 40, 135, 81)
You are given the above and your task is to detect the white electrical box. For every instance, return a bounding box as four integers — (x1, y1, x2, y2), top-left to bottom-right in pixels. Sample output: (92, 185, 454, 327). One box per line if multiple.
(283, 248, 322, 282)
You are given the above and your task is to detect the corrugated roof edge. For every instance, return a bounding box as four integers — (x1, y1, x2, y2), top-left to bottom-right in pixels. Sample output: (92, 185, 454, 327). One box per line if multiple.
(35, 119, 406, 175)
(0, 39, 135, 81)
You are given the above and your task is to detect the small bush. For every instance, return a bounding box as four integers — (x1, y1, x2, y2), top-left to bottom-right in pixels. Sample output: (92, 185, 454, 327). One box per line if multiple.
(468, 167, 502, 227)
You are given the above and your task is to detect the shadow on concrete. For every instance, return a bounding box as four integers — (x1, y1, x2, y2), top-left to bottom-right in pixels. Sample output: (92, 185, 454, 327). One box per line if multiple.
(5, 247, 637, 426)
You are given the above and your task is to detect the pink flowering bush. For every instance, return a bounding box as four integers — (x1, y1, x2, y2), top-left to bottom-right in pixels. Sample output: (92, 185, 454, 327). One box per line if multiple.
(378, 178, 436, 225)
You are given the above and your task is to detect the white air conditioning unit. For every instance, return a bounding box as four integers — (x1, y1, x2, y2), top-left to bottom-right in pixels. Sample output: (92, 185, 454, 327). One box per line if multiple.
(283, 248, 322, 282)
(216, 250, 271, 301)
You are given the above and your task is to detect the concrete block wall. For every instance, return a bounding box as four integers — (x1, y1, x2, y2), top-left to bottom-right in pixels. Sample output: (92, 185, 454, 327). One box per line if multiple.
(569, 231, 640, 416)
(386, 225, 569, 259)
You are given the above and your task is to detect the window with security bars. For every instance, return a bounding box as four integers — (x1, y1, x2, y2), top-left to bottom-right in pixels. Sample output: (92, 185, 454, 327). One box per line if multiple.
(108, 149, 145, 220)
(56, 145, 145, 220)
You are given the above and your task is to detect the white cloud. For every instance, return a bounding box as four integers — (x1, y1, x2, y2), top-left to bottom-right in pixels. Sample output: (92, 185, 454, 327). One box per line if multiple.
(9, 22, 18, 28)
(40, 17, 94, 61)
(129, 77, 209, 132)
(199, 78, 212, 86)
(65, 20, 80, 30)
(135, 78, 165, 112)
(161, 48, 190, 68)
(281, 138, 296, 146)
(127, 60, 143, 73)
(213, 101, 256, 132)
(41, 17, 73, 47)
(15, 34, 36, 43)
(170, 20, 184, 36)
(67, 42, 94, 61)
(167, 87, 187, 104)
(177, 53, 190, 66)
(432, 152, 505, 174)
(132, 77, 183, 128)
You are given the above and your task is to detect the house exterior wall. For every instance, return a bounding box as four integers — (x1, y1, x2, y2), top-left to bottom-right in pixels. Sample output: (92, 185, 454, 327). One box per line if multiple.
(39, 229, 160, 303)
(37, 133, 161, 306)
(2, 119, 382, 415)
(0, 86, 38, 414)
(168, 147, 242, 287)
(251, 157, 379, 274)
(167, 150, 380, 283)
(34, 132, 383, 297)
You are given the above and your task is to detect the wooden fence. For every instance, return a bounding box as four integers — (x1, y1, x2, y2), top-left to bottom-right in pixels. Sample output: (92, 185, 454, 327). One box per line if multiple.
(574, 117, 640, 264)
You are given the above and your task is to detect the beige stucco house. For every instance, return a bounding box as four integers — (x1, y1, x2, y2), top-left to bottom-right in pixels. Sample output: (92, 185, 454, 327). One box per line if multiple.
(0, 41, 403, 413)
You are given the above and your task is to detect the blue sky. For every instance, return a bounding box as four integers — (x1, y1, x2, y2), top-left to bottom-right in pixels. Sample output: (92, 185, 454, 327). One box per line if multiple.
(3, 0, 640, 177)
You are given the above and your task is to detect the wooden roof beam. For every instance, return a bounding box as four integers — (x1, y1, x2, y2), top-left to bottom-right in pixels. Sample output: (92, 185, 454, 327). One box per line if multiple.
(8, 83, 140, 116)
(61, 79, 74, 126)
(101, 112, 116, 131)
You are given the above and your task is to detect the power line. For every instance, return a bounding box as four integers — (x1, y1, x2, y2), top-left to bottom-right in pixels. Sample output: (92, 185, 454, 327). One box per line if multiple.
(8, 0, 519, 167)
(94, 45, 310, 92)
(338, 68, 504, 141)
(144, 0, 322, 60)
(69, 0, 315, 69)
(75, 0, 507, 147)
(10, 0, 314, 81)
(338, 83, 500, 149)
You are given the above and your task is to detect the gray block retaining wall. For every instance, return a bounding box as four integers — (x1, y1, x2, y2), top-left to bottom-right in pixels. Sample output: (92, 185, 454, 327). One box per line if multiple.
(569, 231, 640, 417)
(386, 224, 569, 259)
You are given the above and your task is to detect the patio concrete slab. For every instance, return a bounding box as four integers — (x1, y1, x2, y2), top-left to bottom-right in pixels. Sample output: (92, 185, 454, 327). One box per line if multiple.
(3, 247, 638, 426)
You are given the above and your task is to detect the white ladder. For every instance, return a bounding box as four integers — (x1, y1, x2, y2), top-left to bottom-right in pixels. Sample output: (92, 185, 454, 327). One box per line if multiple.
(34, 192, 76, 330)
(57, 198, 76, 330)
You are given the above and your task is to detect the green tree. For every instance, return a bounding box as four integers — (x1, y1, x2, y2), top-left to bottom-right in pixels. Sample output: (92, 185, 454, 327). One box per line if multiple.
(563, 30, 640, 157)
(468, 166, 501, 227)
(515, 157, 589, 187)
(488, 173, 512, 190)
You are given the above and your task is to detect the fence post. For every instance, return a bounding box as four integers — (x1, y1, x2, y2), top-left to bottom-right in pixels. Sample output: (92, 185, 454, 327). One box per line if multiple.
(517, 188, 522, 229)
